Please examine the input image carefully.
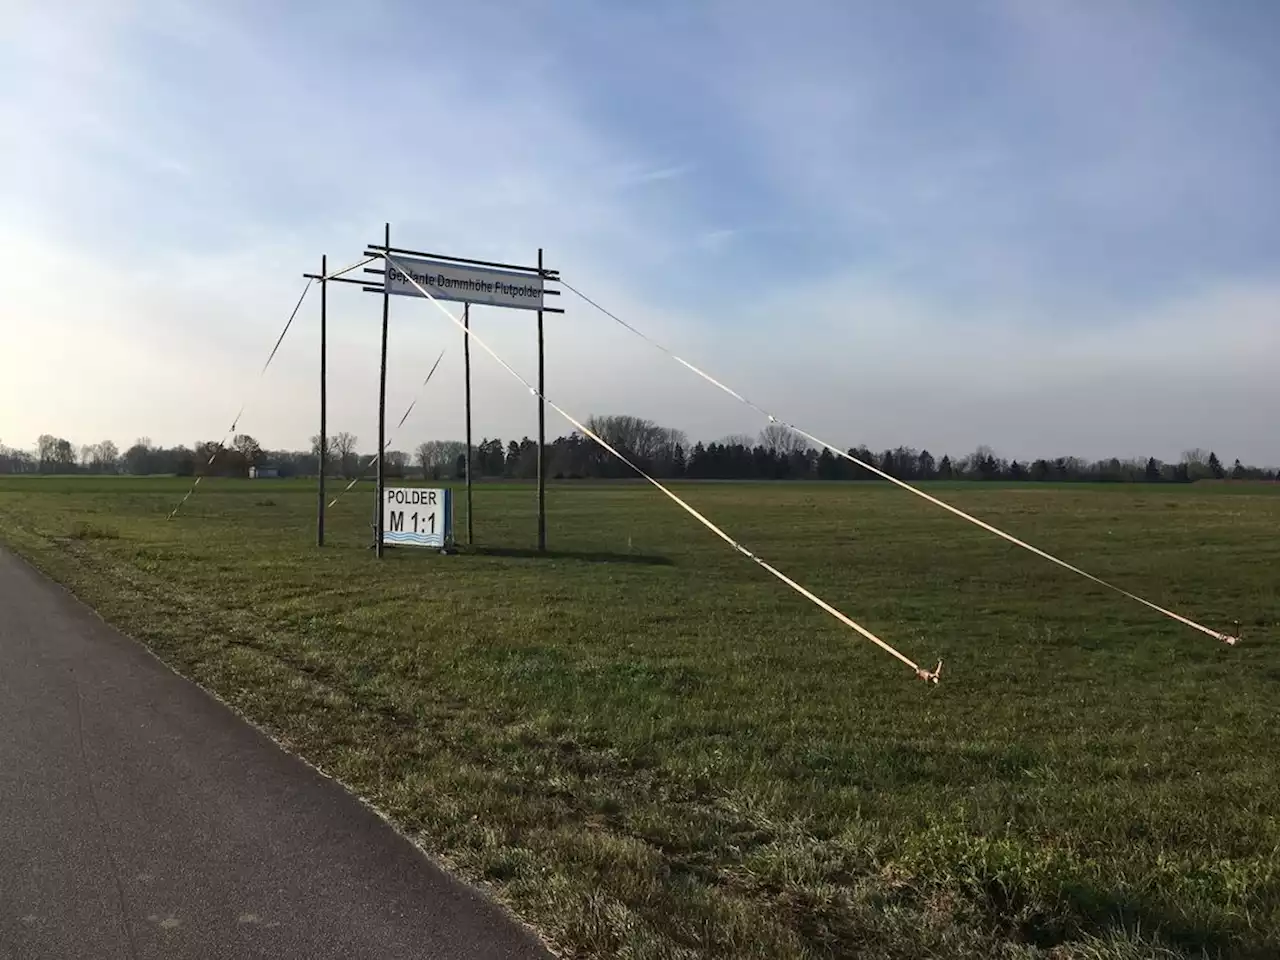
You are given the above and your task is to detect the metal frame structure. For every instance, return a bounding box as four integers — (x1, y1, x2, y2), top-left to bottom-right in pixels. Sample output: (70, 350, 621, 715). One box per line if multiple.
(301, 258, 371, 548)
(303, 224, 562, 557)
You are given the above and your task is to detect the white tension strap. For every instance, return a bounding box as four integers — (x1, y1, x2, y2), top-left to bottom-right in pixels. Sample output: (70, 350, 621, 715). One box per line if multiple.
(167, 257, 378, 521)
(559, 281, 1241, 647)
(168, 277, 314, 520)
(327, 347, 447, 509)
(324, 255, 378, 282)
(384, 256, 940, 684)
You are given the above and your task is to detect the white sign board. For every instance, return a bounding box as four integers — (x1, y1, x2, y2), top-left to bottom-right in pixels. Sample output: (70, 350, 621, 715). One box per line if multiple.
(382, 486, 452, 548)
(386, 257, 543, 312)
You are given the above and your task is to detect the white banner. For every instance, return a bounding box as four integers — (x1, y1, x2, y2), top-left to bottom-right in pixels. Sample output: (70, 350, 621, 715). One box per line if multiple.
(385, 256, 543, 311)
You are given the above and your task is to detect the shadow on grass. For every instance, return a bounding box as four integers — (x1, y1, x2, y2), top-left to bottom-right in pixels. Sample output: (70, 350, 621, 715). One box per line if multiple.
(465, 545, 674, 567)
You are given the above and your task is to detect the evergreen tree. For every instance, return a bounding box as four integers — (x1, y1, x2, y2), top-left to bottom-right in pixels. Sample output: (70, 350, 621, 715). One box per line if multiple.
(791, 449, 817, 479)
(1208, 451, 1224, 479)
(1145, 457, 1161, 482)
(516, 437, 538, 478)
(879, 449, 895, 479)
(917, 449, 936, 480)
(817, 448, 838, 480)
(705, 442, 724, 478)
(688, 441, 707, 479)
(476, 438, 505, 476)
(848, 446, 876, 480)
(893, 447, 919, 480)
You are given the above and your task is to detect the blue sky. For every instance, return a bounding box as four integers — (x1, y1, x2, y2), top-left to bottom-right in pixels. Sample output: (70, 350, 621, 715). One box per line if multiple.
(2, 0, 1278, 463)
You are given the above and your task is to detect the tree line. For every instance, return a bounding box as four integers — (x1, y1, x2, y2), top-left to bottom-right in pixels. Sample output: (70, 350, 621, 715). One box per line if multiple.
(2, 418, 1276, 483)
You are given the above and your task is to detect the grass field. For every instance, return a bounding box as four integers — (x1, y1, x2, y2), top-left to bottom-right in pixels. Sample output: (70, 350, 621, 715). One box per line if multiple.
(1, 476, 1278, 959)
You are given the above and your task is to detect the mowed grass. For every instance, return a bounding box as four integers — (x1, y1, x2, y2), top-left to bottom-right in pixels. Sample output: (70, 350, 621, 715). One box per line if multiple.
(1, 476, 1279, 959)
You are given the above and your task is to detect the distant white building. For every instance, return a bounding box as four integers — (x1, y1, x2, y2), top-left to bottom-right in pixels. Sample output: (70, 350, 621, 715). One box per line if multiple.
(249, 465, 280, 479)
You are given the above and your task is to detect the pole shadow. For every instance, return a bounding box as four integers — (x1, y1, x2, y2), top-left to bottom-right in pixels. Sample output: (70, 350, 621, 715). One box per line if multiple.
(465, 545, 673, 567)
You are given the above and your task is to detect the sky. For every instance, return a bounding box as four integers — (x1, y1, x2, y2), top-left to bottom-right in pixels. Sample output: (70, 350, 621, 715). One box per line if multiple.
(2, 0, 1278, 464)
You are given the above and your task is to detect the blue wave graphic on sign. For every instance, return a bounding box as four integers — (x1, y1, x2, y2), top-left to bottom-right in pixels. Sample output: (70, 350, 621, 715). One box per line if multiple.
(384, 531, 444, 547)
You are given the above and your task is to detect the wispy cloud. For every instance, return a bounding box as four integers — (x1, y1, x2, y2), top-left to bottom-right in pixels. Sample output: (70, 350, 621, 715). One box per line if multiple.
(613, 162, 694, 188)
(1, 0, 1276, 463)
(693, 229, 738, 253)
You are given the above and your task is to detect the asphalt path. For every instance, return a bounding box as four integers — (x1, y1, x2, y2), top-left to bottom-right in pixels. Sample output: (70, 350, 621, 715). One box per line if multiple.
(0, 547, 552, 960)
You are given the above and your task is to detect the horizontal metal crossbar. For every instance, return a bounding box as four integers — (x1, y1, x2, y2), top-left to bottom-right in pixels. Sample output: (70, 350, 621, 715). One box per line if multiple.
(363, 244, 559, 278)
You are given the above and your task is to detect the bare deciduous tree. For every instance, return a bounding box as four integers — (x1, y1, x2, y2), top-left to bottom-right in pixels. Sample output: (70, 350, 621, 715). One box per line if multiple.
(415, 440, 466, 480)
(758, 423, 809, 457)
(585, 415, 685, 462)
(36, 436, 76, 472)
(385, 450, 409, 476)
(1181, 448, 1215, 481)
(123, 439, 153, 475)
(331, 431, 358, 478)
(93, 440, 119, 473)
(37, 434, 56, 467)
(232, 434, 263, 471)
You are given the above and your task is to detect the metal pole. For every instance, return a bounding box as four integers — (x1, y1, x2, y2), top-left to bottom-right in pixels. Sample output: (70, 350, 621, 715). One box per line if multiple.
(376, 222, 390, 558)
(318, 253, 327, 547)
(536, 247, 546, 552)
(463, 303, 474, 545)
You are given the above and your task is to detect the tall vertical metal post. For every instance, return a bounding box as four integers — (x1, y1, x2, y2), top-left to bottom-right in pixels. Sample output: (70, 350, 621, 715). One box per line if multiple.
(536, 247, 546, 552)
(463, 303, 474, 545)
(376, 223, 390, 558)
(317, 253, 327, 547)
